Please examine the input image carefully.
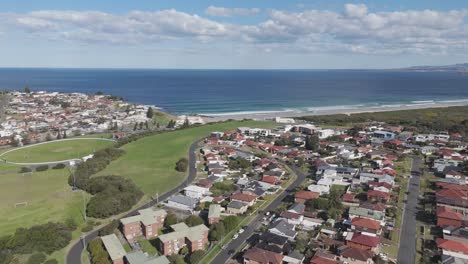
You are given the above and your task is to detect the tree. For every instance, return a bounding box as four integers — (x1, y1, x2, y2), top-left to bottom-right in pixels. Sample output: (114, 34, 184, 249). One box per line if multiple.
(165, 213, 178, 228)
(157, 122, 160, 128)
(145, 121, 149, 130)
(167, 255, 186, 264)
(179, 246, 189, 255)
(133, 123, 138, 131)
(209, 222, 225, 241)
(182, 117, 190, 128)
(146, 107, 154, 119)
(189, 250, 206, 264)
(57, 131, 62, 140)
(223, 215, 240, 232)
(167, 120, 176, 128)
(46, 133, 53, 141)
(305, 134, 319, 151)
(95, 91, 104, 95)
(44, 260, 58, 264)
(139, 122, 144, 130)
(63, 131, 67, 139)
(175, 158, 189, 172)
(24, 85, 31, 93)
(184, 215, 204, 227)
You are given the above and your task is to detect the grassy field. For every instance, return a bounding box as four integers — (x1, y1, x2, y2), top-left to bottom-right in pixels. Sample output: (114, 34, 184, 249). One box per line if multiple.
(97, 121, 277, 195)
(1, 139, 115, 163)
(0, 168, 86, 236)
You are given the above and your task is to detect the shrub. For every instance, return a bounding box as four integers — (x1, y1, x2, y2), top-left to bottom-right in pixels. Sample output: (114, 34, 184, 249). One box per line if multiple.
(35, 165, 49, 172)
(26, 253, 47, 264)
(189, 250, 206, 264)
(175, 158, 188, 172)
(81, 224, 94, 233)
(44, 260, 58, 264)
(0, 222, 72, 255)
(20, 167, 32, 173)
(52, 163, 66, 170)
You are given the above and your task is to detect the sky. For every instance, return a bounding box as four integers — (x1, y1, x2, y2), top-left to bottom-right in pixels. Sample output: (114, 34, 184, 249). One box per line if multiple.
(1, 0, 468, 69)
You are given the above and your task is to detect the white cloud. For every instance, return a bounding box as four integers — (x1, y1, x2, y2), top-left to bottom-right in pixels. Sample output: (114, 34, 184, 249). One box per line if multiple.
(205, 6, 260, 17)
(1, 4, 468, 56)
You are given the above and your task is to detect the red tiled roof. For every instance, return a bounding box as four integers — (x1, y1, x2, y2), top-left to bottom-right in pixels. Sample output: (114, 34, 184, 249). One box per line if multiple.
(436, 206, 463, 220)
(351, 217, 381, 230)
(310, 256, 338, 264)
(243, 247, 283, 264)
(231, 193, 257, 202)
(367, 190, 390, 199)
(350, 233, 380, 247)
(437, 238, 468, 254)
(340, 247, 374, 262)
(436, 182, 468, 191)
(281, 211, 302, 220)
(342, 193, 356, 202)
(295, 190, 320, 200)
(436, 189, 468, 200)
(262, 175, 278, 185)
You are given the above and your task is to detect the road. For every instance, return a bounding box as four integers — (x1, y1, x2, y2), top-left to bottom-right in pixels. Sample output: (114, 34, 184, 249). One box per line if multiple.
(209, 164, 308, 264)
(66, 138, 203, 264)
(397, 157, 422, 264)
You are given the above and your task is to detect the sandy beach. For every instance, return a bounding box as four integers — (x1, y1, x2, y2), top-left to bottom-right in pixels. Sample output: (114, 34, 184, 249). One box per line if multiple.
(200, 100, 468, 123)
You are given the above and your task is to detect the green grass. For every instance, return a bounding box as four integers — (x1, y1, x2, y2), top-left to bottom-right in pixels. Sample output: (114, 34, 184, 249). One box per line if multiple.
(0, 168, 86, 236)
(97, 121, 277, 195)
(139, 238, 158, 256)
(1, 139, 115, 163)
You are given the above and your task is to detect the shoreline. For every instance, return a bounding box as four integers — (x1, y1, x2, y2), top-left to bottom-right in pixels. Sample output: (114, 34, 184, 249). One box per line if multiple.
(198, 101, 468, 123)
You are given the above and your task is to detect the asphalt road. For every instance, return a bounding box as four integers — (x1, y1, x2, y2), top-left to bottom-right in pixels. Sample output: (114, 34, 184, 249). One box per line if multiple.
(66, 138, 203, 264)
(209, 164, 308, 264)
(397, 157, 422, 264)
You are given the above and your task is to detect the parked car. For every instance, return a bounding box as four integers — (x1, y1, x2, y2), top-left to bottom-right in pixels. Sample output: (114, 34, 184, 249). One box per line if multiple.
(238, 229, 244, 234)
(233, 234, 239, 239)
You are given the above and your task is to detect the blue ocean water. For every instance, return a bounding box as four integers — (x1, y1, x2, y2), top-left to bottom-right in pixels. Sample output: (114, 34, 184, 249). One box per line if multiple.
(0, 68, 467, 115)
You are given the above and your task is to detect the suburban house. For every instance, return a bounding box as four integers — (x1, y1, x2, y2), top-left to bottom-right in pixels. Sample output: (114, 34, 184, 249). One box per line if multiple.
(101, 234, 126, 264)
(268, 219, 297, 240)
(120, 208, 167, 241)
(339, 247, 374, 264)
(243, 247, 283, 264)
(437, 206, 468, 227)
(345, 232, 380, 251)
(183, 185, 210, 199)
(227, 201, 248, 215)
(166, 195, 198, 211)
(208, 204, 221, 225)
(294, 190, 319, 203)
(349, 207, 385, 225)
(231, 193, 258, 207)
(351, 217, 382, 235)
(157, 223, 209, 256)
(436, 238, 468, 262)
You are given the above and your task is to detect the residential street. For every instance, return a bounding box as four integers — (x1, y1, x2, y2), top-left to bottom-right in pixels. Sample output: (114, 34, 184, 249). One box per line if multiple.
(209, 164, 308, 264)
(66, 138, 203, 264)
(397, 157, 422, 264)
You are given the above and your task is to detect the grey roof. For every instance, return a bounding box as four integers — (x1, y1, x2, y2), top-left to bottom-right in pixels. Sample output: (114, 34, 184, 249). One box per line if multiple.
(168, 195, 198, 207)
(125, 252, 170, 264)
(101, 234, 126, 261)
(269, 219, 296, 238)
(288, 203, 305, 213)
(228, 200, 247, 209)
(349, 207, 384, 221)
(288, 251, 305, 260)
(208, 204, 221, 219)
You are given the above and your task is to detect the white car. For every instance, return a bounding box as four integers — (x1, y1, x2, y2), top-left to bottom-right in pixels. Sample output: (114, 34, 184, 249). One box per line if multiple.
(238, 229, 245, 234)
(233, 234, 239, 239)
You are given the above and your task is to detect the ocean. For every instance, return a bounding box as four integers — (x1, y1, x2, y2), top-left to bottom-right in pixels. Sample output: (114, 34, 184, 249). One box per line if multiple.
(0, 68, 467, 115)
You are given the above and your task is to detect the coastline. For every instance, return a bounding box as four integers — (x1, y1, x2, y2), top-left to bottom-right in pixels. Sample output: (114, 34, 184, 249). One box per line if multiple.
(199, 100, 468, 122)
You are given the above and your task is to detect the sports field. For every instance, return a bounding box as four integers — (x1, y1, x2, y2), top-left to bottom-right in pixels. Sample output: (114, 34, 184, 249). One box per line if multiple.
(1, 138, 115, 163)
(97, 121, 277, 195)
(0, 168, 86, 236)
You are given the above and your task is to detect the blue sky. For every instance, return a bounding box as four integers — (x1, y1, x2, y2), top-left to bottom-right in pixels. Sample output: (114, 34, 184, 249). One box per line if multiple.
(1, 0, 468, 68)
